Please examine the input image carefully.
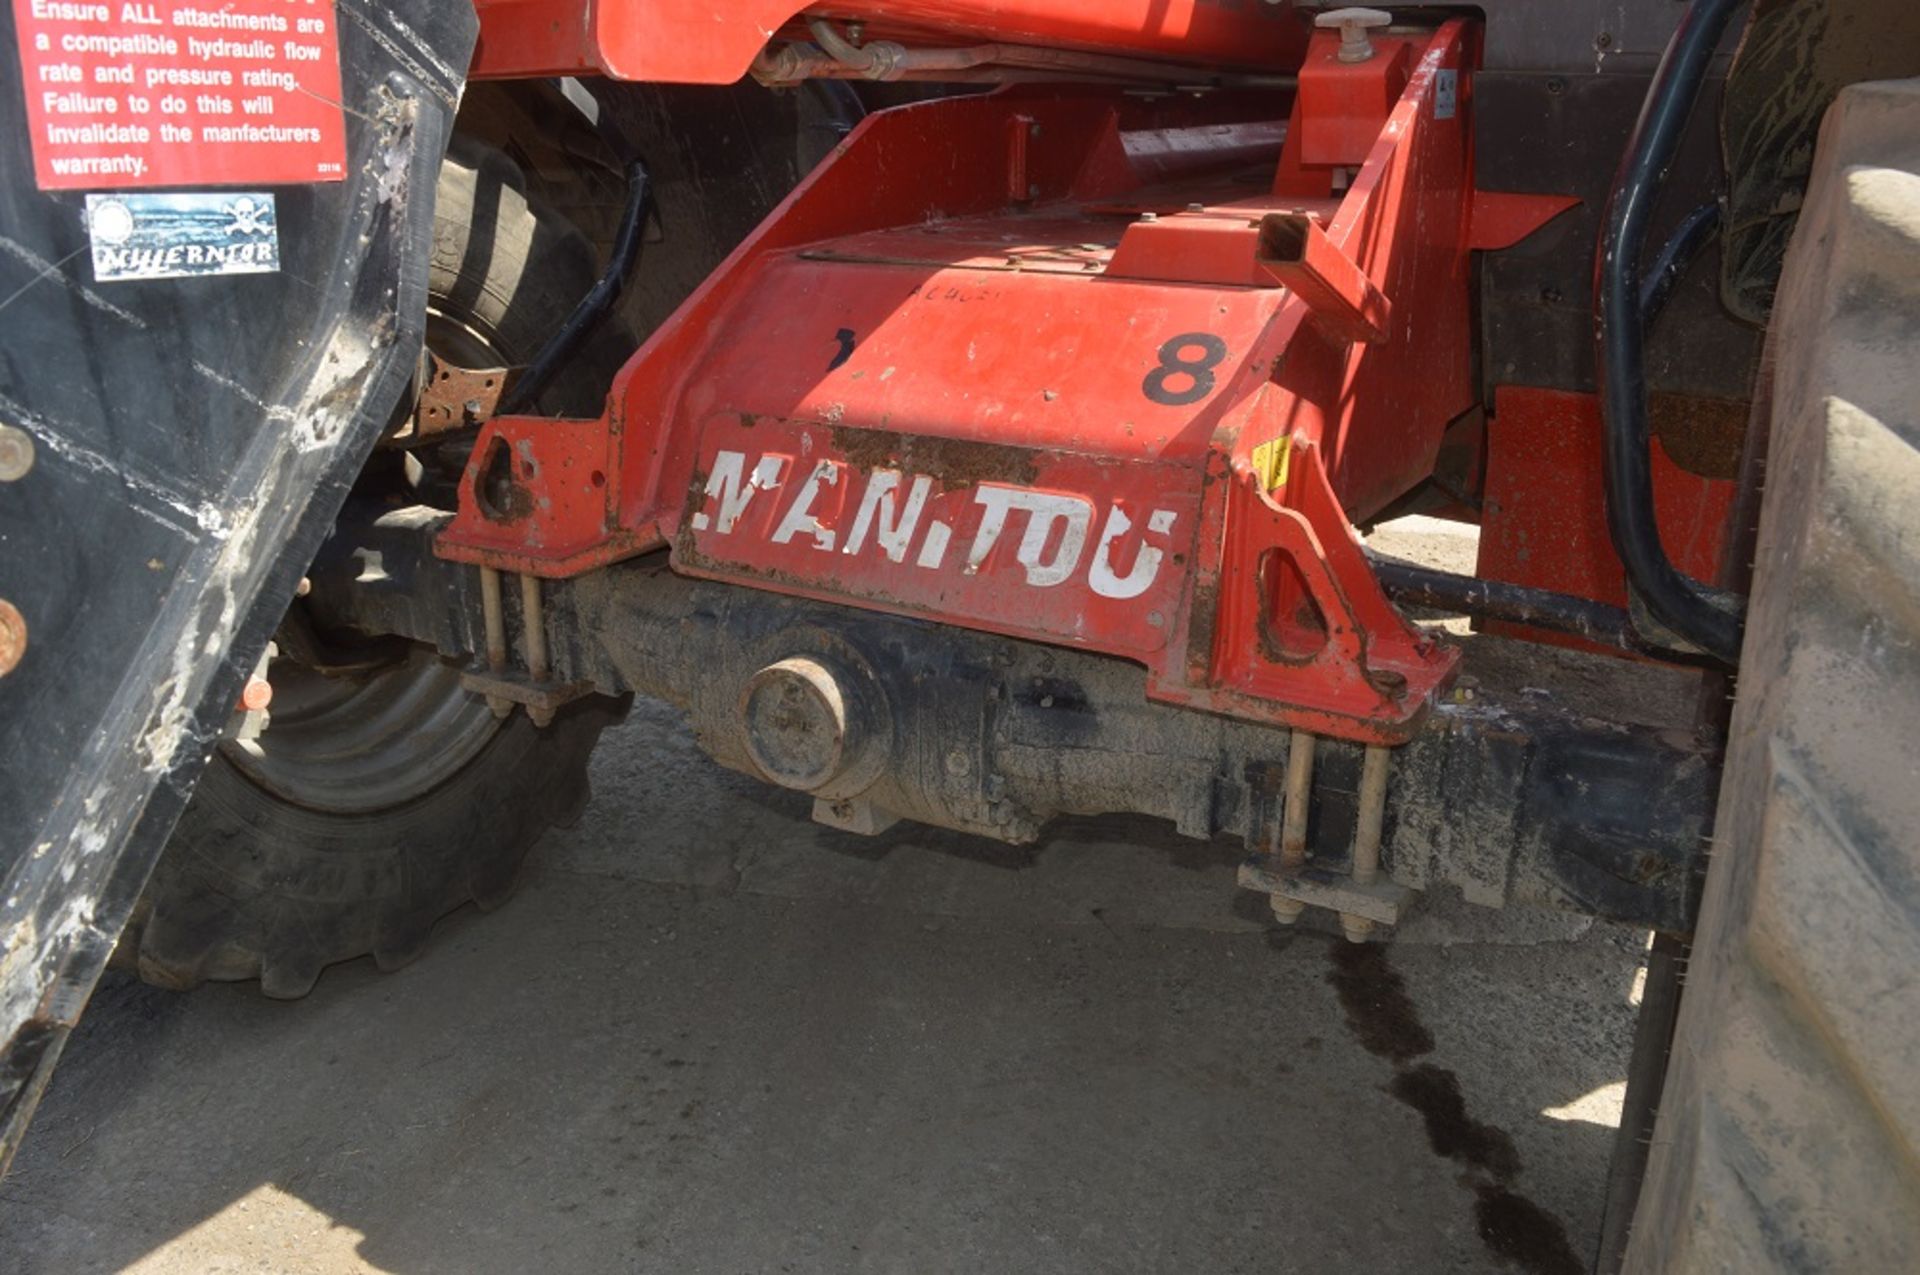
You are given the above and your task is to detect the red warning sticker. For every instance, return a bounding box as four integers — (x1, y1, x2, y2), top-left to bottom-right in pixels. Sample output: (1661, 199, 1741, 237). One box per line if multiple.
(12, 0, 347, 191)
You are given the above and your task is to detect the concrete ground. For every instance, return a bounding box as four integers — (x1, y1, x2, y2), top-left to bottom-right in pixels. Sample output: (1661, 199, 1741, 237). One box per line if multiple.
(0, 520, 1671, 1275)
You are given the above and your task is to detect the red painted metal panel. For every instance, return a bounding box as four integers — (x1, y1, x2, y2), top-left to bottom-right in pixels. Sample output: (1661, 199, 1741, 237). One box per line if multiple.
(1477, 385, 1735, 647)
(1294, 38, 1410, 167)
(1468, 190, 1581, 251)
(469, 0, 1309, 84)
(1296, 25, 1478, 518)
(442, 20, 1530, 741)
(677, 414, 1199, 656)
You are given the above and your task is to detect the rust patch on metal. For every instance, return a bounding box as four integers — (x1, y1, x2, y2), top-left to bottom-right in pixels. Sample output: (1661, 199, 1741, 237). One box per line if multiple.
(474, 439, 534, 524)
(829, 425, 1041, 490)
(673, 464, 712, 556)
(1650, 392, 1748, 479)
(1185, 576, 1220, 682)
(392, 353, 509, 447)
(1365, 668, 1409, 700)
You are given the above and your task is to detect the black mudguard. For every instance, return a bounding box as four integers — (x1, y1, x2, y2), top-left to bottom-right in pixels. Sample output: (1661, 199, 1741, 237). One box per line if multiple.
(0, 3, 474, 1172)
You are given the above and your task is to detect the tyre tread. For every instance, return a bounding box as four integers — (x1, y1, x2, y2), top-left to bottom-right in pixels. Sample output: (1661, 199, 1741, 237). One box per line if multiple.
(1625, 78, 1920, 1273)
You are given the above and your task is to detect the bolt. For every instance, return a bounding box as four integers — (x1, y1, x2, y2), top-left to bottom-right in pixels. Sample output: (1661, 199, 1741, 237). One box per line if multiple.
(1546, 76, 1566, 96)
(1138, 211, 1158, 223)
(945, 748, 972, 778)
(1340, 913, 1375, 943)
(1186, 202, 1205, 212)
(1270, 895, 1306, 925)
(294, 576, 312, 597)
(0, 424, 33, 482)
(1595, 31, 1614, 51)
(528, 704, 555, 728)
(0, 600, 23, 676)
(239, 675, 274, 712)
(1028, 123, 1041, 138)
(1316, 7, 1392, 64)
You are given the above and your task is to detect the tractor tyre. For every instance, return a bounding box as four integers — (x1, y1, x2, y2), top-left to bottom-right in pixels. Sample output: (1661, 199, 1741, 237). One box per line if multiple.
(1623, 78, 1920, 1270)
(122, 138, 632, 999)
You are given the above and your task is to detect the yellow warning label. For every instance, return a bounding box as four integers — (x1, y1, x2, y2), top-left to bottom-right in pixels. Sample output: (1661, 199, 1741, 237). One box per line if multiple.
(1251, 435, 1293, 492)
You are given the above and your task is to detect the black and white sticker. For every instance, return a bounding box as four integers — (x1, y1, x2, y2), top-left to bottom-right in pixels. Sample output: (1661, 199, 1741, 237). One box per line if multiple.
(85, 192, 280, 283)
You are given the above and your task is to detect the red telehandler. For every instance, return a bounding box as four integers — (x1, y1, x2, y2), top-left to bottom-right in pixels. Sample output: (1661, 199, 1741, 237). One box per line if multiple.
(2, 1, 1917, 1268)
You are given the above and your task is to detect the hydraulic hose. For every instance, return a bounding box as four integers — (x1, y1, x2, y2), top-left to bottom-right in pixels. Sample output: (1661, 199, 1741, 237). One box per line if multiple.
(1595, 0, 1748, 663)
(1640, 201, 1720, 324)
(498, 158, 650, 415)
(1370, 557, 1675, 658)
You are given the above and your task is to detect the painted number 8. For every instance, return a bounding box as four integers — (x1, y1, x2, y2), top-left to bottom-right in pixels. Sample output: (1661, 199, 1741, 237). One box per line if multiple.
(1141, 332, 1228, 407)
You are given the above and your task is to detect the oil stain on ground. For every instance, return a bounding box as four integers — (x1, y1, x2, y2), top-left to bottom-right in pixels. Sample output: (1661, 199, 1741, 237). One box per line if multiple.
(1326, 940, 1585, 1275)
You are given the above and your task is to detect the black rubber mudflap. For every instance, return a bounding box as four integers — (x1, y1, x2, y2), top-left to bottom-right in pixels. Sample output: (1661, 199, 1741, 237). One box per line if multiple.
(0, 4, 475, 1174)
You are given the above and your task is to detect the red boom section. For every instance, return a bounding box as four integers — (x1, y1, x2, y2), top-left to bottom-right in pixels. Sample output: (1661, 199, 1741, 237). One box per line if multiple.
(469, 0, 1307, 83)
(440, 19, 1578, 743)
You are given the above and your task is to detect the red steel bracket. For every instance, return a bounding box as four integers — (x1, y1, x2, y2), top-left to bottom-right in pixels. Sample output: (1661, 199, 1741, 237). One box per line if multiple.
(1255, 212, 1391, 344)
(1159, 438, 1456, 740)
(1476, 385, 1735, 654)
(468, 0, 1308, 84)
(1293, 35, 1412, 166)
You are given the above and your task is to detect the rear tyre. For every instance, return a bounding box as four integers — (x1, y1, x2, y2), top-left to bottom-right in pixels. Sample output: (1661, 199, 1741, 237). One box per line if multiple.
(125, 139, 632, 999)
(1624, 79, 1920, 1270)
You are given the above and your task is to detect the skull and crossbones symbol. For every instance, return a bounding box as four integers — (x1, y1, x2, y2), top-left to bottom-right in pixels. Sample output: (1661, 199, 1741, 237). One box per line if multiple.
(224, 197, 270, 236)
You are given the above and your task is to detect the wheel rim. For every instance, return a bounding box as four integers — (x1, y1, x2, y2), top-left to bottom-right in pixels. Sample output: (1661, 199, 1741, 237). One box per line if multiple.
(222, 296, 517, 813)
(226, 289, 528, 813)
(224, 645, 502, 814)
(423, 305, 504, 376)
